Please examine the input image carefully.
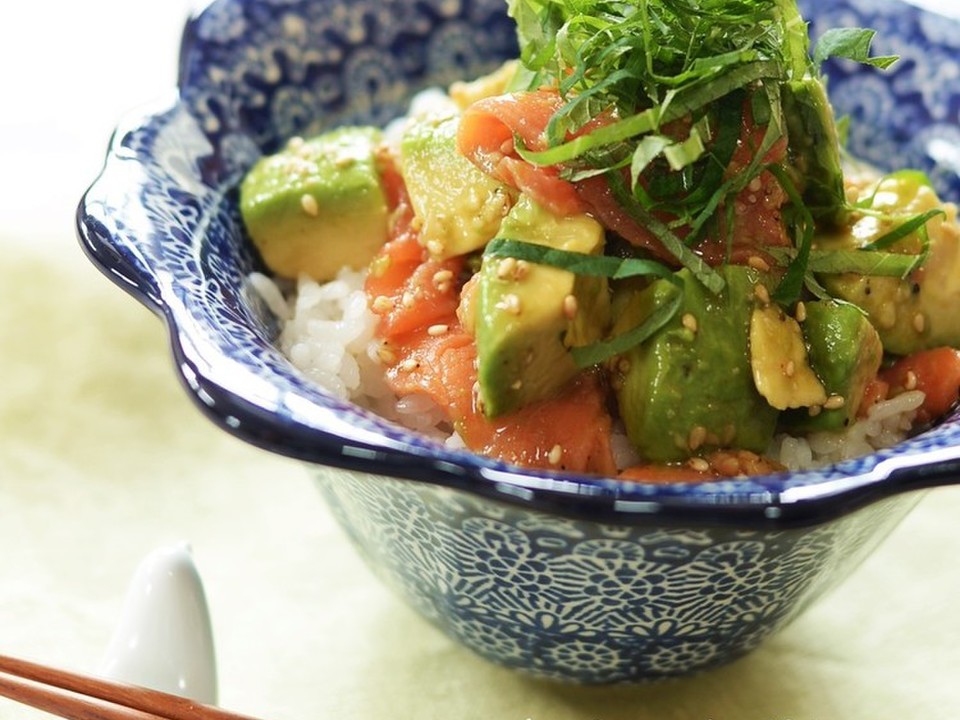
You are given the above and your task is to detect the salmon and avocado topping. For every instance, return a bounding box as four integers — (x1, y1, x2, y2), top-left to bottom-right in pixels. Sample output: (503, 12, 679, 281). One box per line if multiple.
(239, 0, 960, 479)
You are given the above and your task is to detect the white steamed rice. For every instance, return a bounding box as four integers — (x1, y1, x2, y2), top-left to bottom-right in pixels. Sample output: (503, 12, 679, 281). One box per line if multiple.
(251, 269, 455, 441)
(771, 389, 925, 470)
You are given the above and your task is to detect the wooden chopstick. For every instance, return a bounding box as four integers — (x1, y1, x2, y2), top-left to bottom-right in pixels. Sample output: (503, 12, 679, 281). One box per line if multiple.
(0, 654, 266, 720)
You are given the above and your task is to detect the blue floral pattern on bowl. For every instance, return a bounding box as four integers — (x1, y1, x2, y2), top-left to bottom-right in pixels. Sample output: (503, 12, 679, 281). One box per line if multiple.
(78, 0, 960, 682)
(317, 467, 916, 681)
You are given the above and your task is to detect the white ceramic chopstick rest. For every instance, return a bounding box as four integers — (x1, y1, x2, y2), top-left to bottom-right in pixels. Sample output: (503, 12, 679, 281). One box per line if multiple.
(98, 543, 219, 705)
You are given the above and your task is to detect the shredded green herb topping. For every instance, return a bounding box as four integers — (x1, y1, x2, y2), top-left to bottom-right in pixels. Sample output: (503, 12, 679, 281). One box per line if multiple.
(766, 247, 929, 279)
(507, 0, 813, 181)
(484, 237, 680, 283)
(570, 292, 682, 367)
(505, 0, 913, 300)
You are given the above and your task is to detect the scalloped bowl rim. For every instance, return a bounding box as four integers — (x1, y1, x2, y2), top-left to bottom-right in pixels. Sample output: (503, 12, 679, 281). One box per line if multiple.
(76, 0, 960, 530)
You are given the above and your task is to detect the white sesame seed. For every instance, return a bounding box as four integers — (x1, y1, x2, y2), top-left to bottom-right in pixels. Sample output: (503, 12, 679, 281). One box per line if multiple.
(496, 257, 517, 279)
(433, 270, 453, 293)
(688, 425, 707, 451)
(682, 313, 698, 333)
(427, 324, 449, 336)
(905, 370, 919, 391)
(376, 345, 397, 364)
(795, 301, 807, 323)
(754, 284, 770, 304)
(548, 444, 563, 465)
(433, 270, 453, 287)
(823, 395, 846, 410)
(400, 358, 419, 372)
(747, 255, 771, 272)
(300, 193, 319, 217)
(371, 295, 393, 313)
(496, 294, 522, 314)
(688, 457, 711, 472)
(715, 455, 741, 476)
(913, 312, 926, 333)
(563, 294, 578, 320)
(784, 360, 796, 378)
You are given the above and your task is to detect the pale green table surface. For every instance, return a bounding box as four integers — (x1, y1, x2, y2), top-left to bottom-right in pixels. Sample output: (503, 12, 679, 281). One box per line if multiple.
(1, 2, 960, 719)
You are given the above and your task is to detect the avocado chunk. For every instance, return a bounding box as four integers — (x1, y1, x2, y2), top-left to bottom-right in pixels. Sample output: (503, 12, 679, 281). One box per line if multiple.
(474, 195, 609, 417)
(240, 127, 388, 281)
(611, 266, 779, 462)
(239, 127, 389, 281)
(400, 114, 513, 259)
(819, 172, 960, 355)
(781, 301, 883, 432)
(750, 304, 827, 410)
(782, 77, 847, 227)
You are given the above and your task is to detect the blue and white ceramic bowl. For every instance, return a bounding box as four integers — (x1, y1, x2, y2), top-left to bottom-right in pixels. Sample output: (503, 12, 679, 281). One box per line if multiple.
(78, 0, 960, 684)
